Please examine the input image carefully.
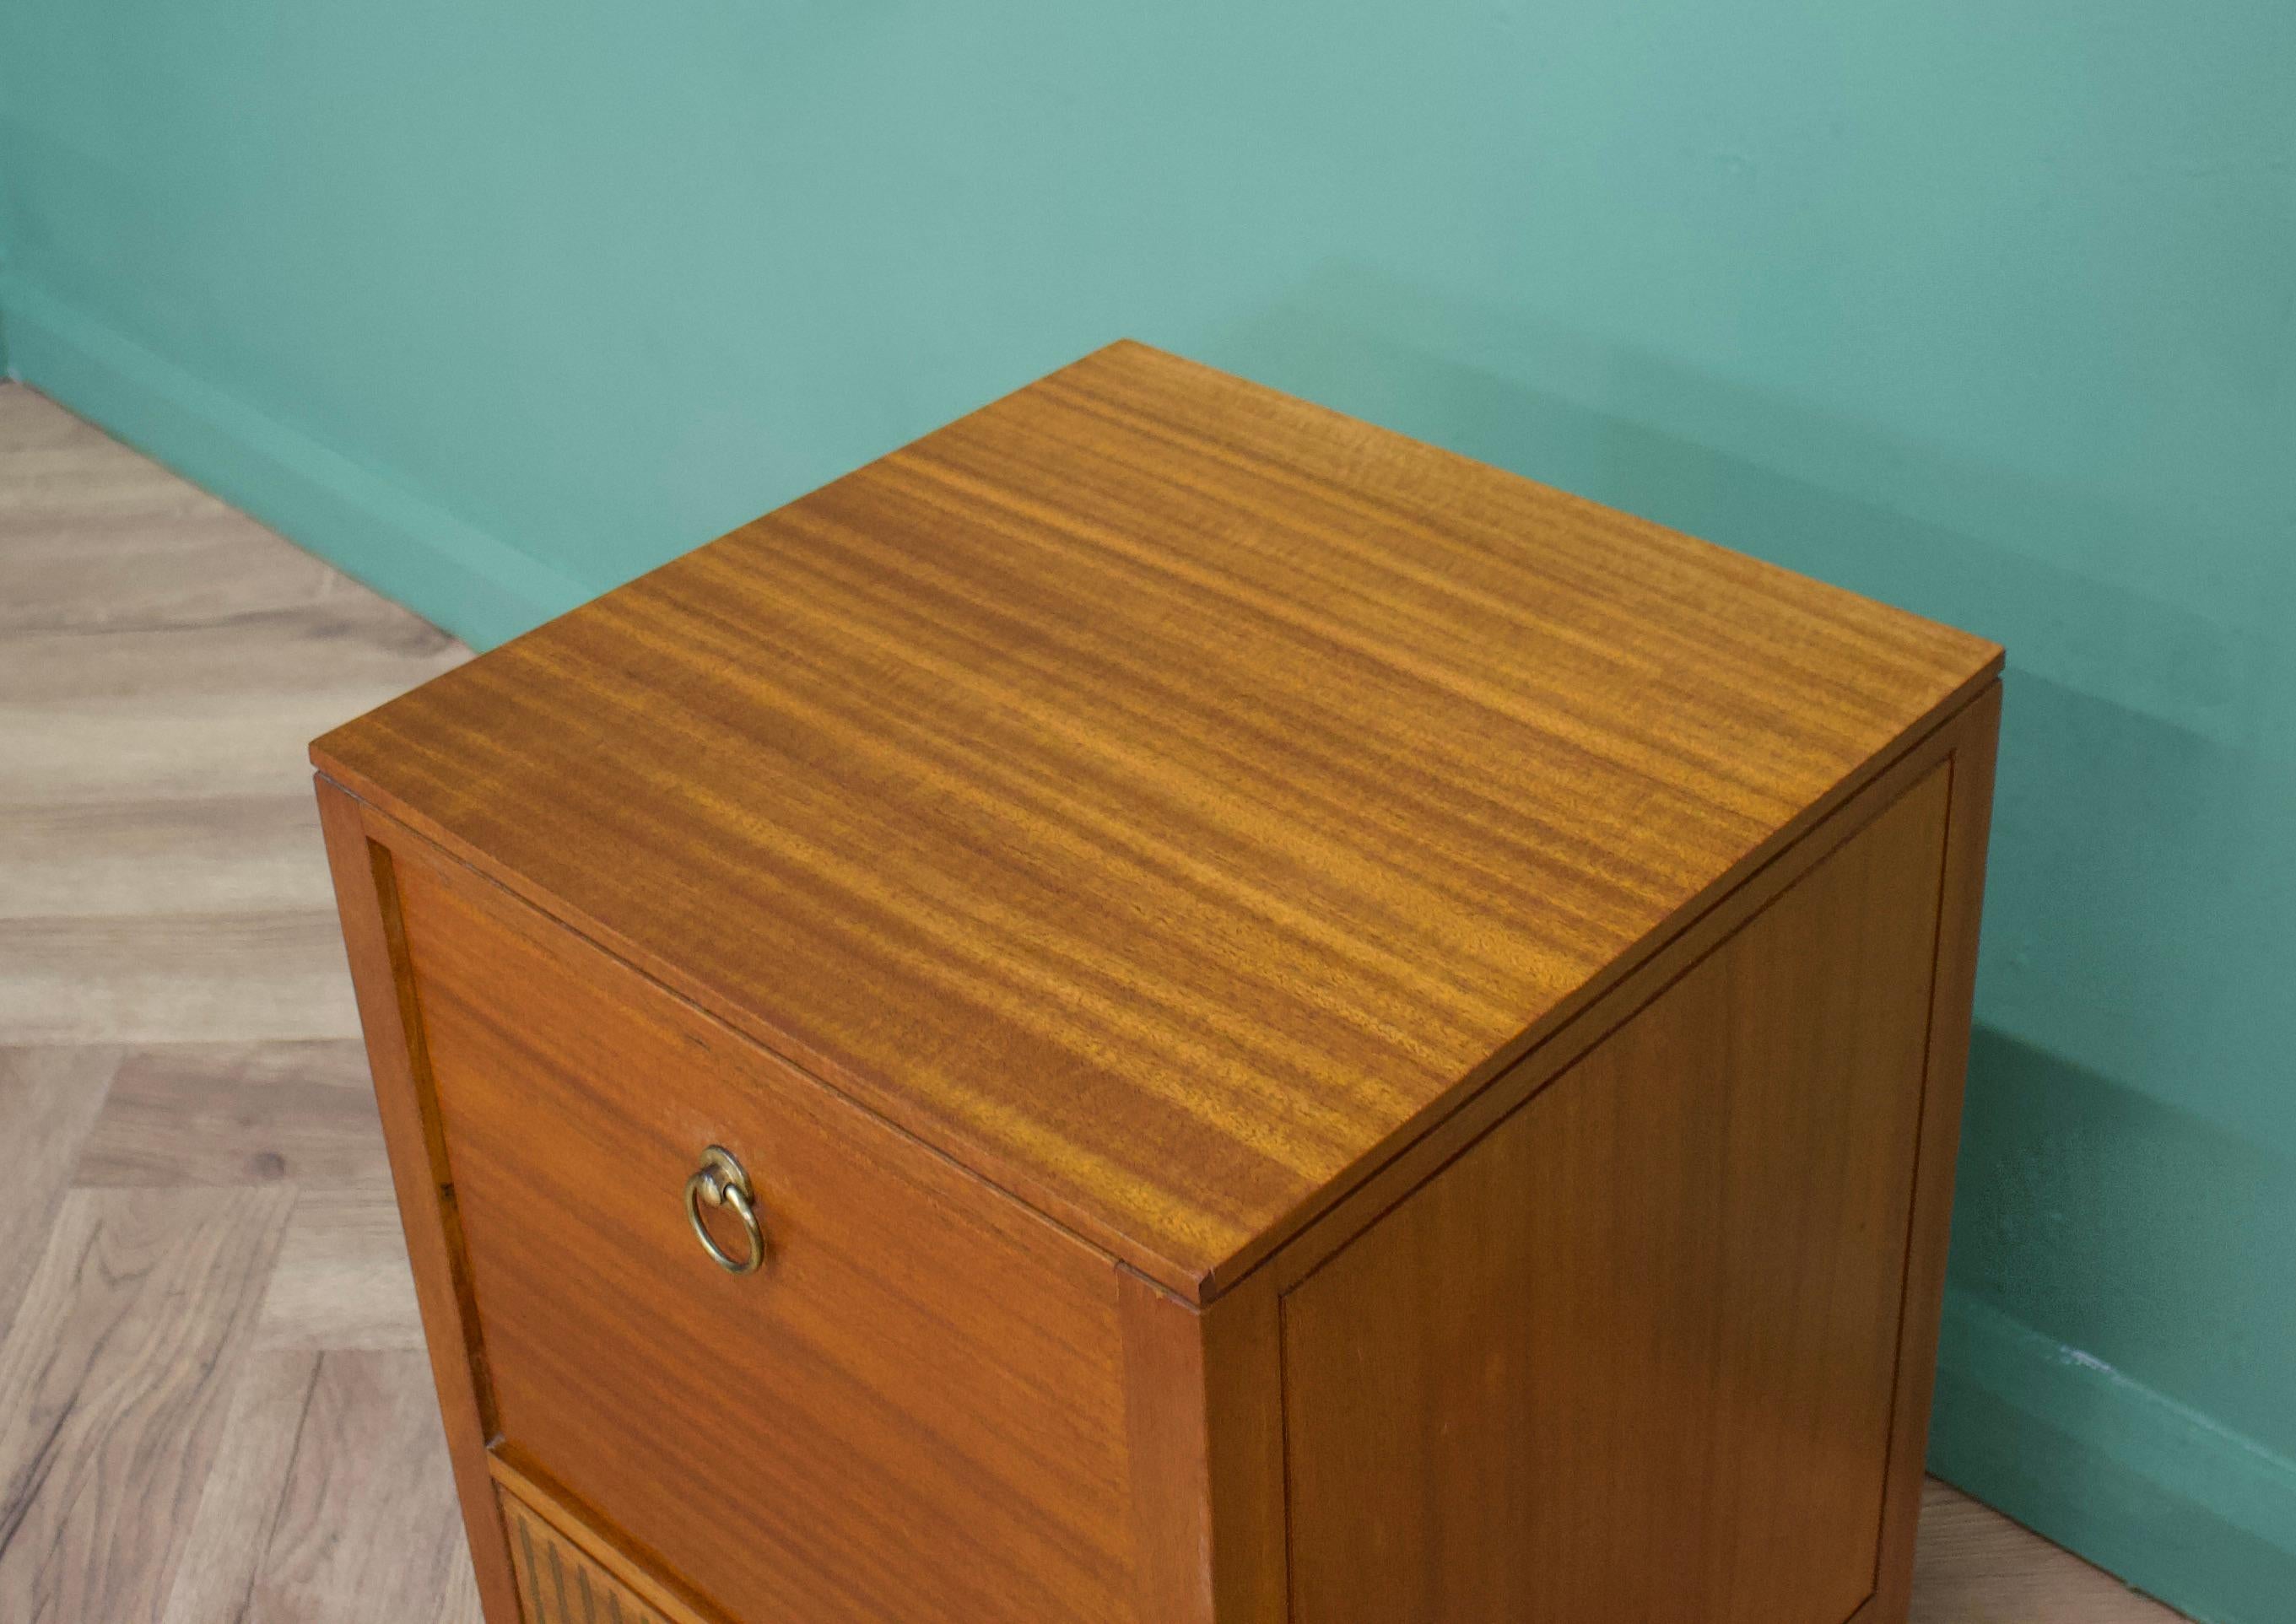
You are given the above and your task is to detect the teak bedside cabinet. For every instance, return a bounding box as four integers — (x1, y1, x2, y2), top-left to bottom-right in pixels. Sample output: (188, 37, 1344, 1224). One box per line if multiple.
(313, 342, 2002, 1624)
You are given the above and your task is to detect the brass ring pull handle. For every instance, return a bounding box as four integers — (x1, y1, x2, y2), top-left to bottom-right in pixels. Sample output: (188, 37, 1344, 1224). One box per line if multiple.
(683, 1145, 764, 1276)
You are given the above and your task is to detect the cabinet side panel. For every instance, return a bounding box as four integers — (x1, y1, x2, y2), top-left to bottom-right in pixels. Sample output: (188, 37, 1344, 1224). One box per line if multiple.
(1281, 764, 1953, 1624)
(1120, 1268, 1288, 1624)
(314, 775, 521, 1624)
(1865, 684, 2001, 1621)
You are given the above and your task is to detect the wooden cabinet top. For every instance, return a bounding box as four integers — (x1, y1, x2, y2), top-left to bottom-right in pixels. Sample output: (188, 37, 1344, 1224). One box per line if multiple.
(312, 341, 2000, 1302)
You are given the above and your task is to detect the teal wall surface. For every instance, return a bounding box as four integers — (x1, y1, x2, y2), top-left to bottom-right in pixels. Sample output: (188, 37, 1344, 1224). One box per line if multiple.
(4, 3, 2291, 1616)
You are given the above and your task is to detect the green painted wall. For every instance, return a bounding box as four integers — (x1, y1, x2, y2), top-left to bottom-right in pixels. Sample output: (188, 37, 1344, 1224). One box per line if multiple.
(4, 3, 2291, 1615)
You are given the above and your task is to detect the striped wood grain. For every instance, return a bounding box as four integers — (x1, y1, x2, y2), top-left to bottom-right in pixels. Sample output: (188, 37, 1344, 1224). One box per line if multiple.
(499, 1489, 685, 1624)
(312, 341, 2003, 1300)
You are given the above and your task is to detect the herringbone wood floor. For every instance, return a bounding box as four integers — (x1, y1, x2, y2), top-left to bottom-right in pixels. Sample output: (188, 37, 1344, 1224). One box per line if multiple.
(0, 380, 2183, 1622)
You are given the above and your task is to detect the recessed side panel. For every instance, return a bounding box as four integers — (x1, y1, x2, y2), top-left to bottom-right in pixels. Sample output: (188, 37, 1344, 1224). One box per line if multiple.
(314, 777, 525, 1624)
(1281, 765, 1953, 1624)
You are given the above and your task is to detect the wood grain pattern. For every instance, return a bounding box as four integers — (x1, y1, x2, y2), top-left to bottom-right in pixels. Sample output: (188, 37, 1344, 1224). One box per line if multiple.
(1866, 685, 2002, 1623)
(499, 1484, 683, 1624)
(1910, 1481, 2180, 1624)
(1118, 1268, 1288, 1624)
(246, 1351, 488, 1624)
(312, 341, 2003, 1299)
(314, 780, 523, 1624)
(153, 1348, 482, 1624)
(254, 1181, 427, 1351)
(1252, 690, 1986, 1301)
(72, 1039, 388, 1189)
(0, 510, 377, 633)
(0, 796, 339, 918)
(389, 837, 1137, 1624)
(0, 1185, 292, 1621)
(0, 1047, 120, 1334)
(154, 1348, 326, 1624)
(490, 1459, 731, 1624)
(1280, 766, 1952, 1624)
(0, 909, 362, 1045)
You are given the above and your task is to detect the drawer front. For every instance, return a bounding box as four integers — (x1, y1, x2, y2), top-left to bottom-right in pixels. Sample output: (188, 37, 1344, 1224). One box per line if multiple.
(391, 853, 1137, 1624)
(499, 1482, 683, 1624)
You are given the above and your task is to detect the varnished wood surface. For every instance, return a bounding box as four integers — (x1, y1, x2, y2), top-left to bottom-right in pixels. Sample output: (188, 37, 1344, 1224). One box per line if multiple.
(313, 341, 2004, 1298)
(1867, 684, 2002, 1621)
(1282, 767, 1950, 1622)
(317, 781, 527, 1624)
(499, 1484, 682, 1624)
(492, 1461, 721, 1624)
(0, 381, 2174, 1623)
(389, 838, 1138, 1624)
(1116, 1268, 1289, 1624)
(1246, 688, 1986, 1306)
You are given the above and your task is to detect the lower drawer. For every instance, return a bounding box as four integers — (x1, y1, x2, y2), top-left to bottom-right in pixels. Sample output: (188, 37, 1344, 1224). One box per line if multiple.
(498, 1480, 678, 1624)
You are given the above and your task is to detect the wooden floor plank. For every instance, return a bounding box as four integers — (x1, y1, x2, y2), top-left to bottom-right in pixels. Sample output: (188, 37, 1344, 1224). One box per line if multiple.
(241, 1351, 484, 1624)
(0, 1185, 294, 1623)
(0, 691, 396, 805)
(0, 796, 338, 920)
(1913, 1480, 2182, 1622)
(155, 1349, 322, 1624)
(257, 1182, 425, 1352)
(0, 444, 226, 528)
(0, 1048, 122, 1335)
(0, 386, 111, 451)
(0, 617, 466, 704)
(75, 1041, 388, 1190)
(0, 911, 360, 1045)
(0, 515, 373, 633)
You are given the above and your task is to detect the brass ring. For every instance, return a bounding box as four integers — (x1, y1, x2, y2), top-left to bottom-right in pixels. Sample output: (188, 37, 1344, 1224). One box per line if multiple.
(683, 1145, 764, 1276)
